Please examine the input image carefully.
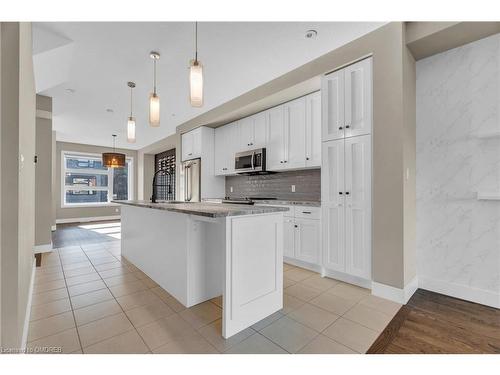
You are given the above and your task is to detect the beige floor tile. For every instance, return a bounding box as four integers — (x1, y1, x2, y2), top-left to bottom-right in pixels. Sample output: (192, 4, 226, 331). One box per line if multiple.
(210, 295, 222, 308)
(283, 263, 296, 272)
(30, 298, 72, 321)
(343, 304, 393, 332)
(150, 287, 186, 312)
(179, 301, 222, 329)
(74, 299, 123, 326)
(65, 272, 101, 287)
(281, 294, 306, 314)
(358, 295, 402, 317)
(199, 319, 255, 352)
(98, 266, 131, 279)
(109, 279, 148, 298)
(136, 314, 198, 350)
(28, 311, 75, 342)
(251, 311, 284, 331)
(36, 265, 63, 276)
(125, 299, 175, 327)
(35, 271, 64, 284)
(33, 279, 67, 294)
(284, 283, 322, 302)
(90, 256, 119, 266)
(68, 280, 107, 297)
(103, 273, 138, 287)
(27, 328, 81, 354)
(300, 274, 339, 292)
(63, 266, 96, 278)
(260, 316, 318, 353)
(225, 333, 287, 354)
(83, 330, 149, 354)
(323, 317, 379, 353)
(298, 334, 357, 354)
(131, 270, 149, 280)
(78, 312, 134, 348)
(116, 289, 162, 311)
(152, 331, 218, 354)
(309, 293, 358, 316)
(283, 277, 296, 288)
(140, 277, 158, 289)
(93, 261, 123, 272)
(327, 282, 370, 302)
(63, 261, 93, 271)
(284, 267, 316, 282)
(31, 287, 69, 306)
(288, 303, 340, 332)
(70, 288, 114, 310)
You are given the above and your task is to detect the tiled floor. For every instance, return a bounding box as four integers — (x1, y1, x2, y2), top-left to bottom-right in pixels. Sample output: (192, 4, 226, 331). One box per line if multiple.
(28, 222, 400, 354)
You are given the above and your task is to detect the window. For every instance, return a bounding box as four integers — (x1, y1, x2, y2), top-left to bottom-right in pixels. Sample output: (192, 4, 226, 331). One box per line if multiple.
(62, 151, 133, 207)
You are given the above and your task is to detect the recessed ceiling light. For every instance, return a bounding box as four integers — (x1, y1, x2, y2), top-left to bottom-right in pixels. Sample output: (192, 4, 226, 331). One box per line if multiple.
(305, 30, 318, 39)
(65, 88, 76, 94)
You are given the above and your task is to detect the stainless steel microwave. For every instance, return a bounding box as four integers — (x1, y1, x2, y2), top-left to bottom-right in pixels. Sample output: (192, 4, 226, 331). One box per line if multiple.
(234, 148, 267, 174)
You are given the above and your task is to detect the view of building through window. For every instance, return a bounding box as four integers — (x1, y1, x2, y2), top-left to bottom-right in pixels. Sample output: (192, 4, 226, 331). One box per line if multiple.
(63, 153, 132, 205)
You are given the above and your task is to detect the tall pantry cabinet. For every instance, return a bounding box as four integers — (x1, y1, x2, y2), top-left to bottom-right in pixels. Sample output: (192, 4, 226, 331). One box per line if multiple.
(321, 57, 372, 282)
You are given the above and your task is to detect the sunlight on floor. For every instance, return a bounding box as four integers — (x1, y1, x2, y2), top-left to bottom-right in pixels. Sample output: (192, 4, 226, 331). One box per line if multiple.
(77, 222, 121, 240)
(78, 222, 122, 230)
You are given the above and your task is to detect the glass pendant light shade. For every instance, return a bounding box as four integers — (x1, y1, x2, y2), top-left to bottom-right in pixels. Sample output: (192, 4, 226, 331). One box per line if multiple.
(149, 93, 160, 127)
(127, 117, 136, 143)
(189, 59, 203, 107)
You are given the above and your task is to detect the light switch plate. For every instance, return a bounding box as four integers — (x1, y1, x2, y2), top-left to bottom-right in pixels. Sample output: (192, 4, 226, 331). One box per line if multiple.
(230, 186, 233, 193)
(291, 185, 296, 193)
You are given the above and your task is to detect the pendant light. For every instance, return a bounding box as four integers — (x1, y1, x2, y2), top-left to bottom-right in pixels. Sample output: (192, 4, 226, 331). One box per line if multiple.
(189, 21, 203, 107)
(127, 81, 136, 143)
(149, 51, 160, 127)
(102, 135, 126, 168)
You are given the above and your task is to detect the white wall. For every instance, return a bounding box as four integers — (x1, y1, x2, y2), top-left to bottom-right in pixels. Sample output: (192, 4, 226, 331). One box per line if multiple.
(416, 33, 500, 308)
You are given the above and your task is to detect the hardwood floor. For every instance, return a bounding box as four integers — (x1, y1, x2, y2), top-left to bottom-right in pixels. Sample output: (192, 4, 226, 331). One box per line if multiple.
(368, 289, 500, 354)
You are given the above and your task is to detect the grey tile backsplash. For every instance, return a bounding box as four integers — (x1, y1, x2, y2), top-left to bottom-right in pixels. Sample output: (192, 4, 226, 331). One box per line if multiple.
(225, 169, 321, 201)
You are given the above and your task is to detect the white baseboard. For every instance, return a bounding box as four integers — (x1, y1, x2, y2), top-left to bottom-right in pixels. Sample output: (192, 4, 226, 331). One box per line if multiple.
(56, 215, 120, 224)
(372, 276, 418, 305)
(51, 225, 57, 231)
(34, 242, 53, 253)
(284, 257, 322, 274)
(322, 268, 372, 289)
(419, 276, 499, 309)
(21, 259, 36, 351)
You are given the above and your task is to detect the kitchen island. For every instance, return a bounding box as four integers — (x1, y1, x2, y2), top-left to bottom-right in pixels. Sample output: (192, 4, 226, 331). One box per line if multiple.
(114, 200, 288, 338)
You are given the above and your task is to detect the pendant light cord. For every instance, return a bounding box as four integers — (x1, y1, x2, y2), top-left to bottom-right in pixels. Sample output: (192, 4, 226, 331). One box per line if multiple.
(130, 86, 133, 117)
(153, 58, 157, 94)
(112, 135, 116, 152)
(195, 21, 198, 63)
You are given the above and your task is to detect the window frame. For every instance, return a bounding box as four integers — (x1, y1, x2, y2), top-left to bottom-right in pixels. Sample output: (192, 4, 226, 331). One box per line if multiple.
(61, 150, 134, 208)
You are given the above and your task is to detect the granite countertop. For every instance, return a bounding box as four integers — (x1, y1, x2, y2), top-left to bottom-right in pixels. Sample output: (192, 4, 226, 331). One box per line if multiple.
(113, 200, 290, 218)
(202, 198, 321, 207)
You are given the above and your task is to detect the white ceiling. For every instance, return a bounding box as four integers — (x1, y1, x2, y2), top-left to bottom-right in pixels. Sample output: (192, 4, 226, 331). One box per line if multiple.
(33, 22, 385, 150)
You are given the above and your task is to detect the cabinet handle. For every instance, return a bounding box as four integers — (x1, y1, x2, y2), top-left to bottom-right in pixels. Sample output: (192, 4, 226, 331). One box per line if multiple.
(294, 224, 298, 228)
(345, 192, 350, 195)
(339, 192, 343, 195)
(302, 211, 311, 214)
(188, 153, 192, 156)
(306, 157, 310, 160)
(284, 160, 287, 163)
(280, 161, 283, 163)
(345, 125, 350, 129)
(247, 143, 250, 146)
(339, 126, 343, 130)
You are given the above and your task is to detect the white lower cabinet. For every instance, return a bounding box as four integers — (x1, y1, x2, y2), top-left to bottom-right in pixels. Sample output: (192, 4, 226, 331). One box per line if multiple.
(283, 217, 296, 258)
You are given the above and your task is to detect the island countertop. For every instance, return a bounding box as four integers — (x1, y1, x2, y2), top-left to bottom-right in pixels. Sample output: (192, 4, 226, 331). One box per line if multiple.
(113, 200, 290, 218)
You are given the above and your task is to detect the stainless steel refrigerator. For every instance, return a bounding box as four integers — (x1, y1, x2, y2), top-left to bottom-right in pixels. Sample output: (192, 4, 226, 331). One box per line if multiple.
(182, 158, 201, 202)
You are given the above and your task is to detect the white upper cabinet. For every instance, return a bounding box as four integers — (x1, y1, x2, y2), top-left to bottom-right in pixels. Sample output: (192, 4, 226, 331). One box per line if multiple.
(322, 69, 344, 141)
(266, 105, 286, 170)
(305, 91, 322, 167)
(344, 58, 372, 138)
(238, 112, 268, 151)
(322, 57, 372, 141)
(181, 127, 202, 161)
(215, 121, 238, 175)
(283, 97, 306, 169)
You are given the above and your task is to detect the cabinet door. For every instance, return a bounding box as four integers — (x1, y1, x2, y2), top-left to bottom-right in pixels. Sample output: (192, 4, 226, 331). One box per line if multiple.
(321, 139, 345, 272)
(252, 112, 267, 149)
(238, 117, 254, 151)
(305, 91, 321, 167)
(215, 125, 230, 175)
(295, 218, 320, 265)
(181, 132, 193, 161)
(266, 105, 286, 171)
(344, 135, 371, 279)
(284, 97, 306, 169)
(191, 128, 202, 158)
(283, 217, 295, 258)
(344, 58, 372, 138)
(322, 70, 344, 141)
(226, 122, 239, 174)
